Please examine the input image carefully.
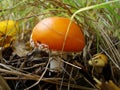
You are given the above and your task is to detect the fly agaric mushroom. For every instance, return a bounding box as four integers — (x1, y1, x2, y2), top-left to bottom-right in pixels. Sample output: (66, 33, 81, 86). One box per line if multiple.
(30, 17, 85, 52)
(30, 17, 85, 72)
(0, 20, 19, 47)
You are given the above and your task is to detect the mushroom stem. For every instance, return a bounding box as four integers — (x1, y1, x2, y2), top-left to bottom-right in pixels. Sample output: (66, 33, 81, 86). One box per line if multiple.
(49, 51, 68, 72)
(49, 56, 64, 72)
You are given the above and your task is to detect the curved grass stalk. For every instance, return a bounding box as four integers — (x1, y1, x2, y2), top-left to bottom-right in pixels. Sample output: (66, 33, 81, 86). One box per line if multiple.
(62, 0, 120, 54)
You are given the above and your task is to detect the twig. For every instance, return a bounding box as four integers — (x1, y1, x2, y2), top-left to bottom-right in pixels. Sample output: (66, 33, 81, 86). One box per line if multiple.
(24, 56, 51, 90)
(0, 68, 39, 80)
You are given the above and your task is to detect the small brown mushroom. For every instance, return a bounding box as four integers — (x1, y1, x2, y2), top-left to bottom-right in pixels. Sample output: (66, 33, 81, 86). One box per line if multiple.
(88, 53, 111, 81)
(88, 53, 108, 67)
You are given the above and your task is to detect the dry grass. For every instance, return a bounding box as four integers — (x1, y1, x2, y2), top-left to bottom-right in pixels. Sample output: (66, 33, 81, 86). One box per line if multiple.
(0, 0, 120, 90)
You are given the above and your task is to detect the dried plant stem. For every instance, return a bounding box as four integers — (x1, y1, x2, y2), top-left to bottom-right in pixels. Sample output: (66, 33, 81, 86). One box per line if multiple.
(24, 57, 51, 90)
(5, 76, 97, 90)
(0, 68, 39, 80)
(99, 28, 120, 70)
(60, 58, 82, 70)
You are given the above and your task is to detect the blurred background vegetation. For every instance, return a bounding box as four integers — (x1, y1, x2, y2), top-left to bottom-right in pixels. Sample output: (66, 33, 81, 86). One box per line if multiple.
(0, 0, 120, 90)
(0, 0, 120, 38)
(0, 0, 120, 41)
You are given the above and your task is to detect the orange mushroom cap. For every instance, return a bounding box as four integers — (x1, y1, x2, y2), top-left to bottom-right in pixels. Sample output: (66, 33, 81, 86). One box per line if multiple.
(30, 17, 85, 52)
